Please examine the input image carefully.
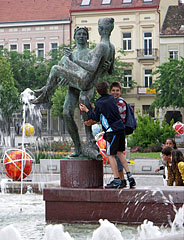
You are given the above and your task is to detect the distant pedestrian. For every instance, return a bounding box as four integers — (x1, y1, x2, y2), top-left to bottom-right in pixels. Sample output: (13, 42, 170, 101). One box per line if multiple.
(161, 147, 184, 186)
(155, 138, 177, 185)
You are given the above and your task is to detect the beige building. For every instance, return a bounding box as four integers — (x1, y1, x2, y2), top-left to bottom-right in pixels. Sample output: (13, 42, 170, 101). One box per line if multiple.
(70, 0, 179, 118)
(159, 2, 184, 123)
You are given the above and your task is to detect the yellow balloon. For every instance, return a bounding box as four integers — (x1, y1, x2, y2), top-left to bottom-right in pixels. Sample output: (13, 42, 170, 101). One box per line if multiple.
(22, 123, 35, 136)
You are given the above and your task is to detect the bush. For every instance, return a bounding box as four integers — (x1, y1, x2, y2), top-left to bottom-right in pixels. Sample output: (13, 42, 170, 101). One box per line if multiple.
(128, 115, 176, 150)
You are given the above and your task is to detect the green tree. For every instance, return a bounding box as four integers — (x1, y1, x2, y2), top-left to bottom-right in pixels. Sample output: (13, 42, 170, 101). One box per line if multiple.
(128, 115, 176, 150)
(1, 45, 67, 94)
(152, 58, 184, 108)
(51, 86, 68, 118)
(0, 56, 20, 133)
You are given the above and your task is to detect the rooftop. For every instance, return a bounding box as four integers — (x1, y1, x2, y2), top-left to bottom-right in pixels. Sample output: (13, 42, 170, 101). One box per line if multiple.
(0, 0, 72, 23)
(161, 5, 184, 35)
(71, 0, 161, 13)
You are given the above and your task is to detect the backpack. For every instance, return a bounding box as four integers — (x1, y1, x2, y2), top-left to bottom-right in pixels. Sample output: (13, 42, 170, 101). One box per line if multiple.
(124, 102, 137, 135)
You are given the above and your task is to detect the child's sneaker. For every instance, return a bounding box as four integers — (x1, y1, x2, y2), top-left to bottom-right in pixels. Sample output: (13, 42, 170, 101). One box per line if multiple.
(128, 177, 136, 188)
(105, 179, 121, 189)
(119, 180, 127, 188)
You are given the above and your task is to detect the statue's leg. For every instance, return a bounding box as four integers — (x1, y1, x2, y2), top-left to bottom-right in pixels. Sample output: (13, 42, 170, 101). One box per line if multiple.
(79, 89, 102, 160)
(79, 88, 95, 142)
(33, 65, 63, 104)
(59, 58, 92, 91)
(63, 87, 82, 157)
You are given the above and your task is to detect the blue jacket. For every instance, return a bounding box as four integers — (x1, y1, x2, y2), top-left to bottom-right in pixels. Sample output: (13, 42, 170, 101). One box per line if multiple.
(87, 94, 125, 135)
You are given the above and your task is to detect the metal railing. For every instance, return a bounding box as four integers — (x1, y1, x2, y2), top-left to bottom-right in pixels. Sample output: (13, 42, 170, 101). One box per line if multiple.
(136, 48, 158, 59)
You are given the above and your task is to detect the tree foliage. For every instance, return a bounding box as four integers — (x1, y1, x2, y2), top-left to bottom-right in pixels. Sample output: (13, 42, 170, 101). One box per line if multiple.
(1, 45, 67, 94)
(51, 86, 68, 118)
(128, 115, 176, 150)
(0, 56, 20, 132)
(152, 58, 184, 108)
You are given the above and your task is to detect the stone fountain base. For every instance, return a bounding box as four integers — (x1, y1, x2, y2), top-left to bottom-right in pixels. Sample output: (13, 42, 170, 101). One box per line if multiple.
(43, 186, 183, 225)
(43, 159, 184, 225)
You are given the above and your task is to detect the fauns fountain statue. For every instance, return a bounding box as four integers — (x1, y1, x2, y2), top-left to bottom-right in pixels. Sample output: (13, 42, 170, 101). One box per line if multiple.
(32, 18, 115, 160)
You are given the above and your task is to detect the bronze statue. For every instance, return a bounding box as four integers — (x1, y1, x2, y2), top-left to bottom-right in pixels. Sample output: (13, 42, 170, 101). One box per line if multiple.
(33, 18, 115, 159)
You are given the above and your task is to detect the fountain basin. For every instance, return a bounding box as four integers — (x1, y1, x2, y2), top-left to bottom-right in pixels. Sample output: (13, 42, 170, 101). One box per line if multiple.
(44, 186, 184, 225)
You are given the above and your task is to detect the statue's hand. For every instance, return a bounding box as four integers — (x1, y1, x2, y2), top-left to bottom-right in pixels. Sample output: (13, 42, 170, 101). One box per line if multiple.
(64, 47, 73, 61)
(102, 60, 111, 71)
(33, 86, 45, 94)
(31, 87, 48, 104)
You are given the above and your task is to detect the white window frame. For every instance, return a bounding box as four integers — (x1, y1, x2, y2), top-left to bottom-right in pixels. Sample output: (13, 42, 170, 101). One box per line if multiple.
(50, 42, 58, 58)
(122, 0, 132, 3)
(81, 0, 91, 6)
(168, 50, 178, 61)
(144, 69, 152, 87)
(102, 0, 111, 4)
(9, 44, 18, 52)
(36, 43, 45, 58)
(144, 32, 152, 56)
(124, 70, 132, 88)
(50, 42, 58, 51)
(23, 43, 31, 52)
(122, 32, 131, 51)
(143, 0, 152, 2)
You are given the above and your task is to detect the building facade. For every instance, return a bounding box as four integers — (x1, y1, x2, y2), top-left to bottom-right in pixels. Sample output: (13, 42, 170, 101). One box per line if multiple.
(159, 3, 184, 123)
(70, 0, 178, 118)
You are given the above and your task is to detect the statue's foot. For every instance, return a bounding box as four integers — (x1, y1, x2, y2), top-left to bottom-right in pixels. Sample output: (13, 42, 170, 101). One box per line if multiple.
(69, 151, 82, 158)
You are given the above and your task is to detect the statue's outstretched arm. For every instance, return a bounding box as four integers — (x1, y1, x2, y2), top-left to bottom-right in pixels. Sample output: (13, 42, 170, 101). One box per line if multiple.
(74, 45, 104, 73)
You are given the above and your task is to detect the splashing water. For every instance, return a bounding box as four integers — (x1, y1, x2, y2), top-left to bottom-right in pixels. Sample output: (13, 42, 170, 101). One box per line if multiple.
(43, 225, 74, 240)
(0, 225, 22, 240)
(0, 193, 183, 240)
(91, 219, 124, 240)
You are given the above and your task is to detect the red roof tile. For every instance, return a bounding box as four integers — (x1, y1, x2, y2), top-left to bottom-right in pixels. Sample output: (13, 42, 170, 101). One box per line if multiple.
(71, 0, 161, 13)
(161, 5, 184, 35)
(0, 0, 72, 23)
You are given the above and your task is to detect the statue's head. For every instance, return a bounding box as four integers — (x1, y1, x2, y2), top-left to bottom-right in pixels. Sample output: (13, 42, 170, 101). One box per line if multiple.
(74, 27, 89, 40)
(98, 18, 114, 36)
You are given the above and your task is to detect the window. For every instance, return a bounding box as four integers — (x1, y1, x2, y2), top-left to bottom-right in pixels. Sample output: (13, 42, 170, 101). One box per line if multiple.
(0, 45, 3, 56)
(35, 27, 45, 31)
(37, 43, 44, 58)
(22, 27, 31, 32)
(122, 0, 132, 3)
(143, 0, 152, 2)
(9, 28, 18, 32)
(81, 0, 90, 6)
(144, 32, 152, 55)
(144, 69, 152, 87)
(124, 70, 132, 88)
(10, 44, 17, 52)
(51, 43, 58, 58)
(123, 33, 131, 51)
(23, 43, 31, 52)
(142, 105, 154, 118)
(169, 50, 178, 61)
(102, 0, 111, 4)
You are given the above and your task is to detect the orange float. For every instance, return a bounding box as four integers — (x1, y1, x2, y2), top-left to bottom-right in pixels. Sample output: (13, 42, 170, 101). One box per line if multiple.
(3, 149, 33, 181)
(96, 136, 109, 164)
